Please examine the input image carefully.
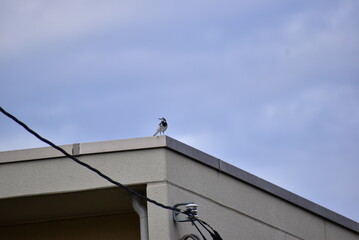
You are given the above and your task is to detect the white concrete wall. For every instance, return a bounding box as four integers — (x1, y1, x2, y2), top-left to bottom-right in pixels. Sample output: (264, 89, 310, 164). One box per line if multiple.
(147, 149, 359, 240)
(0, 148, 167, 198)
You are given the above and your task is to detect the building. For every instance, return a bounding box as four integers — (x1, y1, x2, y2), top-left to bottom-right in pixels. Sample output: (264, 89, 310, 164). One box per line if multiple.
(0, 136, 358, 239)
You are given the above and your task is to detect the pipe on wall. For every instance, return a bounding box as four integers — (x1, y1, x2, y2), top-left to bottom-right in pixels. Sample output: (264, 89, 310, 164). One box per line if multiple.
(132, 196, 149, 240)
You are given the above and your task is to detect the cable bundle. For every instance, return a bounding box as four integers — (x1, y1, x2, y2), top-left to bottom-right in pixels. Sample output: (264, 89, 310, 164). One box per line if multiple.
(179, 234, 201, 240)
(190, 218, 223, 240)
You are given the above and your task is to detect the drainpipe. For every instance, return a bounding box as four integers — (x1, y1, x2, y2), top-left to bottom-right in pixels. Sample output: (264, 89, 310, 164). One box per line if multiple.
(132, 196, 148, 240)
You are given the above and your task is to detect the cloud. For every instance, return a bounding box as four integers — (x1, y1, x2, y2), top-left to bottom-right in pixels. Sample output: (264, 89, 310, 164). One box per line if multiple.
(0, 121, 79, 151)
(175, 131, 218, 155)
(0, 0, 146, 57)
(0, 133, 46, 151)
(258, 85, 359, 136)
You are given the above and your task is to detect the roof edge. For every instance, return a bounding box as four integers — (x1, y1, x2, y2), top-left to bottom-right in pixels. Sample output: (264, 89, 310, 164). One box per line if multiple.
(164, 136, 358, 233)
(0, 137, 166, 164)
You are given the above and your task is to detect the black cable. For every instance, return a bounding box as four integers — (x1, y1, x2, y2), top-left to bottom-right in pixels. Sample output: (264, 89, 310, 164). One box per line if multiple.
(0, 106, 178, 213)
(0, 106, 223, 239)
(197, 220, 213, 237)
(191, 220, 207, 240)
(179, 234, 201, 240)
(196, 219, 223, 240)
(197, 219, 223, 240)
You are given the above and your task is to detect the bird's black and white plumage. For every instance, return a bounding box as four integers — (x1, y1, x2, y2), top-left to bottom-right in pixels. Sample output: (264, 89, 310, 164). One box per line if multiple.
(153, 117, 168, 136)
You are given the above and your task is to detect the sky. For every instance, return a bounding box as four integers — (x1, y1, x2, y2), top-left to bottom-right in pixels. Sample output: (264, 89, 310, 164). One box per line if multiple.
(0, 0, 358, 222)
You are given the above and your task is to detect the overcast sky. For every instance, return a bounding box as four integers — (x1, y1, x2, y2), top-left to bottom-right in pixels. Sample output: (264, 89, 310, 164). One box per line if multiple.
(1, 0, 358, 222)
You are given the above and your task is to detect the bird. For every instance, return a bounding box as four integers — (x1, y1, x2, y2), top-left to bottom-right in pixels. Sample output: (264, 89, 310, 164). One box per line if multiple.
(153, 117, 168, 136)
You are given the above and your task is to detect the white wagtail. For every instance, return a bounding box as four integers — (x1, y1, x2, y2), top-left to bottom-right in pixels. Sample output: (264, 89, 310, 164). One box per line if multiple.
(153, 117, 168, 136)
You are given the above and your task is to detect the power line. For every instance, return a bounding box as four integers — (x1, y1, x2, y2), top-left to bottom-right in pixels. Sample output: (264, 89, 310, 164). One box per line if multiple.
(0, 106, 176, 211)
(191, 221, 207, 240)
(179, 234, 201, 240)
(0, 106, 222, 240)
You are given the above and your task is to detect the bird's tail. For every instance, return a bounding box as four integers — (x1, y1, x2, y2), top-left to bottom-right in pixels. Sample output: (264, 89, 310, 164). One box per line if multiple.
(153, 130, 159, 136)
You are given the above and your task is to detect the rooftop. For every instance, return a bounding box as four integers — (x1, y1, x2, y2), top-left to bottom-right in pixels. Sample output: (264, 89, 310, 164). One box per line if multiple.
(0, 136, 358, 233)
